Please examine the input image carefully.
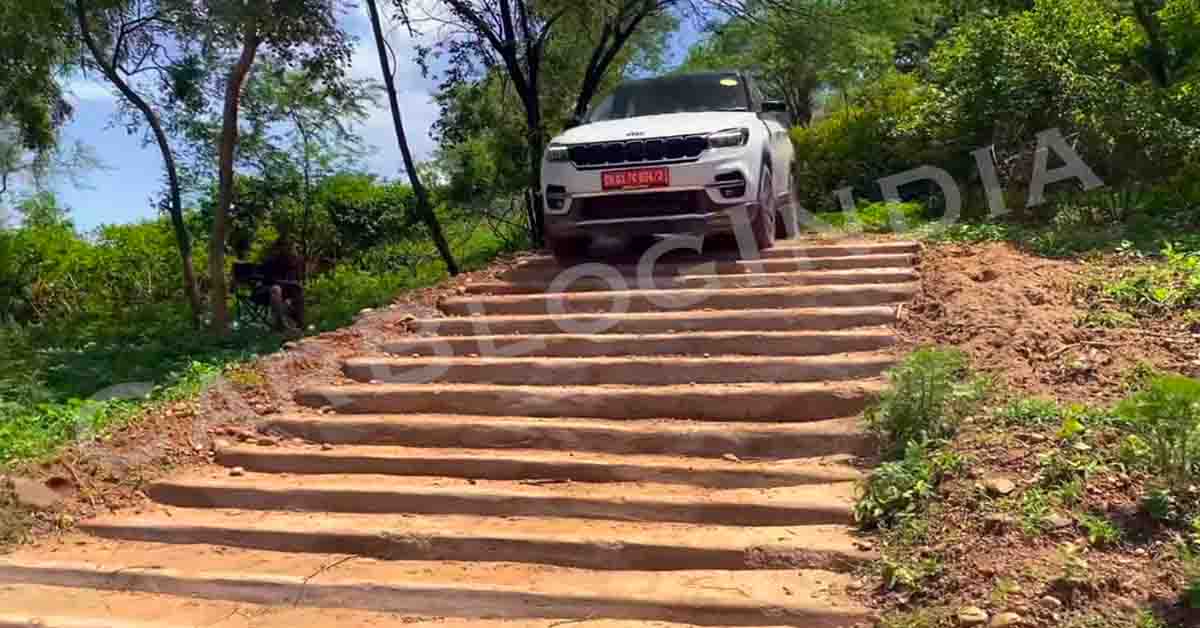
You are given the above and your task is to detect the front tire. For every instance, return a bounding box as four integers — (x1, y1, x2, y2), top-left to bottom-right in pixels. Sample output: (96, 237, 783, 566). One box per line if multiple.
(752, 165, 777, 251)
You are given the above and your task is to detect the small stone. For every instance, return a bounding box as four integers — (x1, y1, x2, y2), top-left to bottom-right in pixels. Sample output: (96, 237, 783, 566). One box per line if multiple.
(1046, 513, 1073, 529)
(984, 513, 1015, 532)
(229, 467, 246, 477)
(411, 353, 421, 358)
(257, 437, 277, 447)
(283, 341, 298, 350)
(990, 612, 1022, 627)
(957, 606, 988, 626)
(1039, 596, 1063, 610)
(982, 476, 1016, 496)
(722, 453, 742, 463)
(321, 443, 334, 451)
(369, 379, 383, 385)
(192, 443, 205, 453)
(359, 308, 375, 316)
(703, 353, 711, 358)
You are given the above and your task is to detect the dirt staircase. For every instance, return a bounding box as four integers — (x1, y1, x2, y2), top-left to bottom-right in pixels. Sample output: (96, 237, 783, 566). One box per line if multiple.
(0, 239, 920, 628)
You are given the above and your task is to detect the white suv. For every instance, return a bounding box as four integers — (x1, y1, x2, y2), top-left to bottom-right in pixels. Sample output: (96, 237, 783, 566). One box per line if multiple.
(541, 71, 795, 261)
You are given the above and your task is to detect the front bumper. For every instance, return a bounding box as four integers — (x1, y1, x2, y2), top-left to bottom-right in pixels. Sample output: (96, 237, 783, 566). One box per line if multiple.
(545, 191, 753, 242)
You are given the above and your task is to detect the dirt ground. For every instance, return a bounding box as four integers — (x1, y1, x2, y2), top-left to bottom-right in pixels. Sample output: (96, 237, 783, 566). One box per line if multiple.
(873, 239, 1200, 628)
(898, 241, 1200, 404)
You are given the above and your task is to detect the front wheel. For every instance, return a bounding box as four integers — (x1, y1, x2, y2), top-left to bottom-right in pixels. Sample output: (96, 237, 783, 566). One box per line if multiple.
(751, 165, 777, 251)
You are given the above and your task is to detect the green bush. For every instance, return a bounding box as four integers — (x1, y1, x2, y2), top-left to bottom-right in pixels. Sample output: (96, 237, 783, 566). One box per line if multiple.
(1116, 374, 1200, 492)
(866, 347, 985, 459)
(811, 201, 929, 234)
(855, 440, 962, 528)
(1104, 242, 1200, 312)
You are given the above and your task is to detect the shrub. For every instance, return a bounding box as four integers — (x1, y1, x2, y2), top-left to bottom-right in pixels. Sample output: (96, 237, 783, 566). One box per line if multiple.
(855, 441, 962, 528)
(1104, 242, 1200, 312)
(866, 347, 985, 458)
(1115, 375, 1200, 492)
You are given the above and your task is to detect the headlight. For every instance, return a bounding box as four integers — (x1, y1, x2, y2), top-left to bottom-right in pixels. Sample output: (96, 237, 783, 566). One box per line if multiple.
(708, 128, 749, 149)
(546, 144, 570, 162)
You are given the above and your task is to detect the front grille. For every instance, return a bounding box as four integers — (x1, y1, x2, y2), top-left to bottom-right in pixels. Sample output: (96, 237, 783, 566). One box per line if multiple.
(569, 135, 708, 168)
(577, 191, 701, 221)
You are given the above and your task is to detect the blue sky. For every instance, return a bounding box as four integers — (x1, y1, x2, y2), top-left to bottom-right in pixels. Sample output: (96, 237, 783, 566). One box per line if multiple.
(49, 6, 702, 231)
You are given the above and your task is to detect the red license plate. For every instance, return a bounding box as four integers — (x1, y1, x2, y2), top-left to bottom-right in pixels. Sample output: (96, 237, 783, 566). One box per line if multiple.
(601, 167, 670, 190)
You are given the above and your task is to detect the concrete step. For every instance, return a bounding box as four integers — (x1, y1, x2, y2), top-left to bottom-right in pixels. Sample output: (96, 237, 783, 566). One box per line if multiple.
(261, 414, 874, 459)
(408, 306, 897, 336)
(0, 542, 872, 626)
(76, 509, 876, 572)
(216, 443, 862, 488)
(515, 240, 920, 267)
(0, 585, 833, 628)
(503, 253, 918, 281)
(149, 473, 858, 526)
(344, 353, 898, 386)
(295, 381, 883, 422)
(385, 329, 897, 358)
(468, 268, 919, 295)
(439, 283, 917, 316)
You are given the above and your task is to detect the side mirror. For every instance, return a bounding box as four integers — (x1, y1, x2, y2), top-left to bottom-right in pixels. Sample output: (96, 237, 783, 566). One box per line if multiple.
(762, 100, 788, 114)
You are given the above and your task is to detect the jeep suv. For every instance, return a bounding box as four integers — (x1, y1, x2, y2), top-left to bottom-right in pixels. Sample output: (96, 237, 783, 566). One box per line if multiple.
(541, 71, 795, 261)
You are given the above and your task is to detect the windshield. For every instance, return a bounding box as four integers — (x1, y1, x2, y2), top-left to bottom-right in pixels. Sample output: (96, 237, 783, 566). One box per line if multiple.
(587, 74, 750, 122)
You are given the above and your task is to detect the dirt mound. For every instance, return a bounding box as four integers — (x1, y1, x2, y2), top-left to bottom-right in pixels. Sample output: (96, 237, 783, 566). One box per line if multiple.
(898, 242, 1199, 403)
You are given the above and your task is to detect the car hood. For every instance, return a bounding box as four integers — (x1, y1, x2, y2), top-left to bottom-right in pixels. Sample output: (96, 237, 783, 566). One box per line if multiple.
(552, 111, 759, 145)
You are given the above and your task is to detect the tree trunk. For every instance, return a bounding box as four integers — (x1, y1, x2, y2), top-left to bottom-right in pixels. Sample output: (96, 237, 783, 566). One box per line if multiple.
(75, 0, 204, 327)
(365, 0, 459, 276)
(209, 26, 262, 334)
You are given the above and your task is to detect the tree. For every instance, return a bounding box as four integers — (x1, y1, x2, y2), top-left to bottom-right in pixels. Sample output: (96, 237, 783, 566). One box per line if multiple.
(74, 0, 205, 325)
(570, 0, 678, 123)
(237, 64, 380, 275)
(364, 0, 459, 276)
(178, 0, 353, 334)
(0, 0, 74, 158)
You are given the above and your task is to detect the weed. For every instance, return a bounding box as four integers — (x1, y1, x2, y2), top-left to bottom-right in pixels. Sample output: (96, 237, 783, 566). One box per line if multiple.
(881, 552, 944, 592)
(1076, 308, 1137, 329)
(1142, 487, 1180, 523)
(1134, 610, 1166, 628)
(1055, 542, 1093, 589)
(1015, 487, 1052, 535)
(878, 607, 949, 628)
(1052, 477, 1086, 507)
(1124, 362, 1166, 392)
(1038, 449, 1101, 488)
(1077, 513, 1122, 547)
(1103, 242, 1200, 312)
(990, 577, 1021, 605)
(855, 441, 961, 528)
(996, 397, 1062, 427)
(1116, 375, 1200, 492)
(866, 347, 986, 459)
